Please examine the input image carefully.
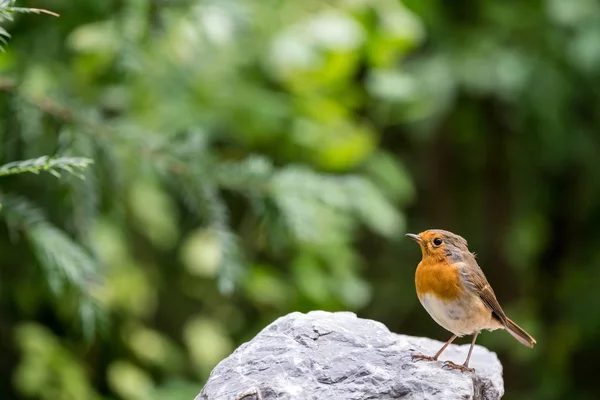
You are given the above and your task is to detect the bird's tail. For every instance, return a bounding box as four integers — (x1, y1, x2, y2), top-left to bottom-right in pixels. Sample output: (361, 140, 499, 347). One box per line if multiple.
(504, 317, 536, 348)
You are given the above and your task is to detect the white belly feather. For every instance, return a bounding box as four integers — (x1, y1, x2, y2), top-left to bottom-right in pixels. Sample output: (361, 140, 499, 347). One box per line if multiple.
(419, 293, 503, 336)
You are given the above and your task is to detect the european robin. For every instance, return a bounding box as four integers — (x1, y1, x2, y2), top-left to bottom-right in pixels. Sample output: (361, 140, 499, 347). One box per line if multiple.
(406, 229, 536, 372)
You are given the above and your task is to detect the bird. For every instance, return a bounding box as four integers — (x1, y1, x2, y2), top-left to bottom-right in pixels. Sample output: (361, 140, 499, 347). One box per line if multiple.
(406, 229, 536, 372)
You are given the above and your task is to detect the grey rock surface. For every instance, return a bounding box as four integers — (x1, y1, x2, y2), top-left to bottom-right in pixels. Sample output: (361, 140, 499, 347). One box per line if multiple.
(196, 311, 504, 400)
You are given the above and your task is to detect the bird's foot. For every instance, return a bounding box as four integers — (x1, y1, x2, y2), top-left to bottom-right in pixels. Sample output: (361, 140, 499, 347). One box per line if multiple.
(442, 360, 474, 373)
(412, 354, 436, 362)
(233, 388, 262, 400)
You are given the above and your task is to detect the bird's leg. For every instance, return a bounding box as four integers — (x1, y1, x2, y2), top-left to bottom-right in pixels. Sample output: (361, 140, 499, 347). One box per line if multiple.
(413, 334, 457, 362)
(463, 331, 478, 367)
(443, 331, 478, 372)
(434, 334, 458, 360)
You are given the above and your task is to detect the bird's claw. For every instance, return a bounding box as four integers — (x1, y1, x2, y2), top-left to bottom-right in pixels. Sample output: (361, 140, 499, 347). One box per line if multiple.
(442, 360, 474, 373)
(412, 354, 435, 362)
(412, 354, 474, 373)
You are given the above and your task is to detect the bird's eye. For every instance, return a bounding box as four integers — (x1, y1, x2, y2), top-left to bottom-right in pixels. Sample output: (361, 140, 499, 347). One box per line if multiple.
(433, 238, 443, 246)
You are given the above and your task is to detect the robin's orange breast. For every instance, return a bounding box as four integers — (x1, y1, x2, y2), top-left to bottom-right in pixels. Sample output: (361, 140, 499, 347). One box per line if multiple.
(415, 260, 463, 301)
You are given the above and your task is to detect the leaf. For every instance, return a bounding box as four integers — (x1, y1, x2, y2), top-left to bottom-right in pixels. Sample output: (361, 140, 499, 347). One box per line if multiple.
(0, 156, 93, 178)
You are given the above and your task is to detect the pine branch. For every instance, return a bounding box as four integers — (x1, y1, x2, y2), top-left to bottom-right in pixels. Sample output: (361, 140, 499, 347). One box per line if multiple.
(68, 135, 100, 257)
(0, 193, 99, 290)
(0, 156, 93, 178)
(213, 155, 273, 192)
(198, 183, 244, 294)
(0, 78, 73, 121)
(0, 26, 8, 47)
(172, 171, 245, 295)
(2, 6, 59, 17)
(0, 1, 59, 20)
(0, 0, 59, 50)
(0, 193, 103, 337)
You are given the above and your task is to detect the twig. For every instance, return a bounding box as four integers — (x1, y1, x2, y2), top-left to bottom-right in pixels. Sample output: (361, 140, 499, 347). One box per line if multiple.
(0, 78, 72, 121)
(30, 8, 59, 17)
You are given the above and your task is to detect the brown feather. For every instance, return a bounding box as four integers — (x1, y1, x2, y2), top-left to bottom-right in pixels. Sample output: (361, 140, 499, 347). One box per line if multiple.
(505, 317, 537, 347)
(455, 254, 536, 347)
(455, 257, 506, 318)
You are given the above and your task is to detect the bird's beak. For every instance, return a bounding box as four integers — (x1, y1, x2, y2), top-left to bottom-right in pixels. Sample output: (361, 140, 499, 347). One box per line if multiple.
(405, 233, 422, 243)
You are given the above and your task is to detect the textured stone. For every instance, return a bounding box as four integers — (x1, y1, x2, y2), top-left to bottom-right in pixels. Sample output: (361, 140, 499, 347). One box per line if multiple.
(196, 311, 504, 400)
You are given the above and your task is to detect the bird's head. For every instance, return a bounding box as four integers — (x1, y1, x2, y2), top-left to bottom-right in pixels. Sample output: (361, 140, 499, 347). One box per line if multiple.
(406, 229, 470, 263)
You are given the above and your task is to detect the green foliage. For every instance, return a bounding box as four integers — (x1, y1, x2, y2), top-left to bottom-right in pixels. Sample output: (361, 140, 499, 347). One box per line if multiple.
(0, 156, 92, 178)
(0, 0, 58, 50)
(14, 323, 98, 400)
(0, 193, 102, 338)
(2, 0, 599, 399)
(0, 1, 419, 399)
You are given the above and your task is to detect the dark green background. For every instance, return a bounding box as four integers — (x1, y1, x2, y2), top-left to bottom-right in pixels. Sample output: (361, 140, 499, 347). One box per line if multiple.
(1, 0, 599, 399)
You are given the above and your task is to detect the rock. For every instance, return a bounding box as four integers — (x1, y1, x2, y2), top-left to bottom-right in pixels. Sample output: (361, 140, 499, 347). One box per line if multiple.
(196, 311, 504, 400)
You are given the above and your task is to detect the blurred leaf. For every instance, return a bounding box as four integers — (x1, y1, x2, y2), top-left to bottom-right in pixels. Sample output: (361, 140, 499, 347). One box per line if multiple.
(363, 0, 425, 67)
(14, 323, 98, 400)
(292, 253, 331, 305)
(183, 316, 233, 377)
(546, 0, 600, 27)
(363, 151, 415, 204)
(180, 228, 222, 278)
(125, 325, 185, 370)
(107, 361, 155, 400)
(244, 264, 291, 307)
(270, 166, 401, 246)
(335, 273, 372, 309)
(128, 181, 179, 250)
(151, 380, 200, 400)
(67, 20, 120, 54)
(267, 10, 365, 82)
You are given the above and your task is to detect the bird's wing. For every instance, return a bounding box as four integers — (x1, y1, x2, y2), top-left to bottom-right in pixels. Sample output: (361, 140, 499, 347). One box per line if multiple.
(456, 260, 508, 324)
